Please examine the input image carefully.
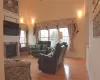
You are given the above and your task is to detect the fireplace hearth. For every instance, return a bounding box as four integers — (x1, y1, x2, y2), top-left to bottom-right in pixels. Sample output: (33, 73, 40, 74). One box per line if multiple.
(4, 42, 18, 58)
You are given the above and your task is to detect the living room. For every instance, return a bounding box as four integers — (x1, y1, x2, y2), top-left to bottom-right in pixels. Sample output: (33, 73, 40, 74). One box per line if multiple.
(0, 0, 89, 80)
(19, 0, 86, 58)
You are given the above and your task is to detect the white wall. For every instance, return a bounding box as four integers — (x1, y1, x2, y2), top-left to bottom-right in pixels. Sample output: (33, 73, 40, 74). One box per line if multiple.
(0, 0, 5, 79)
(86, 0, 100, 80)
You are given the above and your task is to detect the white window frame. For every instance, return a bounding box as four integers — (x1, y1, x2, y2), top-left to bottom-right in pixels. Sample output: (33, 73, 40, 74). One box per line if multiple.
(20, 30, 27, 48)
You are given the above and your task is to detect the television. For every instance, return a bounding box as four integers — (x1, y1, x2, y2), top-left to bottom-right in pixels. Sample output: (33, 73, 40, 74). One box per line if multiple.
(3, 20, 19, 36)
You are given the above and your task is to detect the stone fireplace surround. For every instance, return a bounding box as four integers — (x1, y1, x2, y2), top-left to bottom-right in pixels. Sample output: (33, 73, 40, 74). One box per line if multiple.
(4, 8, 19, 58)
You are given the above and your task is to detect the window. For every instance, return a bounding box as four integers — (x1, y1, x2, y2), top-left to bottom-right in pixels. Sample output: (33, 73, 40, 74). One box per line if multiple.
(59, 28, 69, 45)
(39, 30, 48, 41)
(20, 30, 26, 47)
(39, 28, 69, 46)
(49, 29, 58, 47)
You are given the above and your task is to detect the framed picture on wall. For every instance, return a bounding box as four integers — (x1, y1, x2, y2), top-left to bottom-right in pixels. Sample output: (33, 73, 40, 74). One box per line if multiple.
(4, 0, 18, 14)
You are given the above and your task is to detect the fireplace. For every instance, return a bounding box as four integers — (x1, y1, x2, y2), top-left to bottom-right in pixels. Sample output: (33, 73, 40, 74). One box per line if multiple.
(4, 42, 18, 58)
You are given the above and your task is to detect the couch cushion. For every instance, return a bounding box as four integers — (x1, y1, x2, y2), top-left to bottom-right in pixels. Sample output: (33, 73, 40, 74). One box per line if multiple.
(42, 44, 47, 50)
(36, 44, 41, 49)
(38, 41, 51, 47)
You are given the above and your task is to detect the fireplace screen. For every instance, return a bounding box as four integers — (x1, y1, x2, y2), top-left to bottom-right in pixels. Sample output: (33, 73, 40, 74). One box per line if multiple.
(5, 43, 17, 58)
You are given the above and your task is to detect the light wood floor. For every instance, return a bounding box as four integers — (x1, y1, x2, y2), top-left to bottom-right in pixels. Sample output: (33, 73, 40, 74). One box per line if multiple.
(13, 54, 88, 80)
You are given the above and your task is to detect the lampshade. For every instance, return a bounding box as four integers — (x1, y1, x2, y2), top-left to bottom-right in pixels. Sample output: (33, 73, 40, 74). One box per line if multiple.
(58, 32, 62, 40)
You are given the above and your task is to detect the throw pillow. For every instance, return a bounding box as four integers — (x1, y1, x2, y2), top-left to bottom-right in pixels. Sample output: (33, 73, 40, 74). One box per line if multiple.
(36, 44, 41, 49)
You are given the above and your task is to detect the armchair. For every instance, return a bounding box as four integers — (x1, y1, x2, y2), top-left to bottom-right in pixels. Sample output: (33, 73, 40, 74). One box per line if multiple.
(4, 59, 32, 80)
(38, 42, 68, 74)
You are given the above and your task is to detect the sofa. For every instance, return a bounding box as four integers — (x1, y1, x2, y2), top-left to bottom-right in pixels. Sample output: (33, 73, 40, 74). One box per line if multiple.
(4, 59, 32, 80)
(38, 42, 68, 74)
(29, 41, 51, 57)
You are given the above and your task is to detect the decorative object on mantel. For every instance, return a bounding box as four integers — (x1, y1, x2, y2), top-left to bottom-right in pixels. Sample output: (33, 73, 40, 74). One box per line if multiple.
(33, 18, 78, 52)
(4, 0, 18, 14)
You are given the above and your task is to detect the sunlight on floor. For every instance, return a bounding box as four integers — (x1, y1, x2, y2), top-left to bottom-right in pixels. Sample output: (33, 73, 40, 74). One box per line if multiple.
(64, 64, 70, 80)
